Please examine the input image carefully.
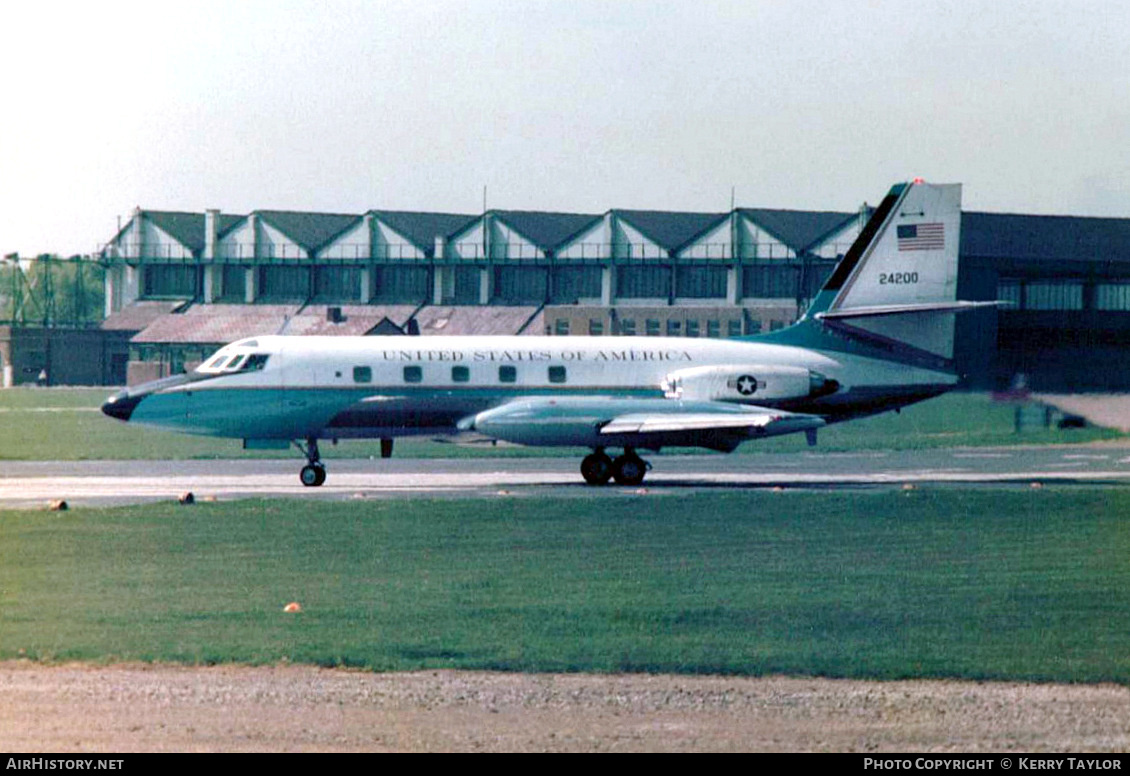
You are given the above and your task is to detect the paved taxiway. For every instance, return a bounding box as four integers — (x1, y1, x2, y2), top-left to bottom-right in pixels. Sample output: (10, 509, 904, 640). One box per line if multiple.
(3, 445, 1130, 508)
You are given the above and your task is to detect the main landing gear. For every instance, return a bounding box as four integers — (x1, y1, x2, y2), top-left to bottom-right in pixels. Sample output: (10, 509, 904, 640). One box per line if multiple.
(580, 447, 650, 486)
(297, 437, 326, 487)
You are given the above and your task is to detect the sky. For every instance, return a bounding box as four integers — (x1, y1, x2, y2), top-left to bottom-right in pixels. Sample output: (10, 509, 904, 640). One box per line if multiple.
(3, 0, 1129, 256)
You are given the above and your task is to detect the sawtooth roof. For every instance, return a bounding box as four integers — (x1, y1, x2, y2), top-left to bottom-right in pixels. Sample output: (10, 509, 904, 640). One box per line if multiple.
(738, 208, 859, 252)
(612, 210, 729, 253)
(372, 211, 478, 252)
(254, 211, 362, 254)
(142, 211, 243, 254)
(491, 211, 603, 251)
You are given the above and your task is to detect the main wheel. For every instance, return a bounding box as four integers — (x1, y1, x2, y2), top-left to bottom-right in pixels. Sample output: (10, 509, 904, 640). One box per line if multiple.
(612, 454, 647, 486)
(580, 452, 614, 485)
(300, 463, 326, 487)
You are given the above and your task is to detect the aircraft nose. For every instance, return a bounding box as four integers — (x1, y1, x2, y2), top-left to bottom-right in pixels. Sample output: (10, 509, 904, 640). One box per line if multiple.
(101, 390, 142, 422)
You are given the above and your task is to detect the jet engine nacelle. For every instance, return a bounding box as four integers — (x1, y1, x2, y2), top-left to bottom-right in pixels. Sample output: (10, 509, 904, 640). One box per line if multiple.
(662, 365, 838, 402)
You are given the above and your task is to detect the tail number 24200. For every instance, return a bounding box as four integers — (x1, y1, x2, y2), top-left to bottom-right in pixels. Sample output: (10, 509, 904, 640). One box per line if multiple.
(879, 272, 919, 285)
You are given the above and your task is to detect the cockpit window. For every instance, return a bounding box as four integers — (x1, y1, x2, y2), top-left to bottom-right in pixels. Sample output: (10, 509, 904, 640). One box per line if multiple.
(239, 354, 270, 372)
(196, 351, 270, 375)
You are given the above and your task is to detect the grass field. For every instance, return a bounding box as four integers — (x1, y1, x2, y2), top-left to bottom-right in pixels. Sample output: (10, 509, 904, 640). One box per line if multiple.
(0, 387, 1121, 460)
(3, 489, 1129, 682)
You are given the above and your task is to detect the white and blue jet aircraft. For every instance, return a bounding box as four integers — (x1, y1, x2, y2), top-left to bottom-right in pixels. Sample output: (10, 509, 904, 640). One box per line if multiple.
(103, 181, 995, 487)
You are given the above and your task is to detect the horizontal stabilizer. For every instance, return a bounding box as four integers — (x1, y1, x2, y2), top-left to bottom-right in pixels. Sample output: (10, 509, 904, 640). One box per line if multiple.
(816, 300, 1007, 320)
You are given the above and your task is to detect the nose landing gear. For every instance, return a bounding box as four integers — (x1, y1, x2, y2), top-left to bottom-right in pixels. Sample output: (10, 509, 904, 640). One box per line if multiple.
(296, 437, 326, 487)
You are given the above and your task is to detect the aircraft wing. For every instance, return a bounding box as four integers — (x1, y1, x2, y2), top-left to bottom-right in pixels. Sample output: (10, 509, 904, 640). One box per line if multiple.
(465, 397, 825, 451)
(600, 408, 815, 435)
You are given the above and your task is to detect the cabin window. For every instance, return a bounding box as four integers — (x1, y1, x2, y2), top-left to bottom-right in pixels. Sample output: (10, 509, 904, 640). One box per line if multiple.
(548, 366, 566, 384)
(707, 320, 720, 338)
(403, 366, 423, 383)
(666, 320, 681, 336)
(353, 366, 372, 383)
(728, 319, 744, 337)
(588, 319, 604, 336)
(554, 318, 570, 336)
(686, 320, 700, 338)
(452, 365, 470, 383)
(619, 319, 636, 336)
(645, 319, 660, 336)
(499, 365, 517, 383)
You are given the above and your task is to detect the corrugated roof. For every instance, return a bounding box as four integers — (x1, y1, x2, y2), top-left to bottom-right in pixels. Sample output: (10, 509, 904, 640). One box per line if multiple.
(373, 211, 478, 252)
(492, 211, 602, 251)
(283, 305, 419, 336)
(961, 211, 1130, 262)
(613, 210, 728, 253)
(100, 300, 188, 331)
(131, 304, 301, 344)
(256, 211, 362, 254)
(413, 306, 543, 336)
(739, 208, 859, 252)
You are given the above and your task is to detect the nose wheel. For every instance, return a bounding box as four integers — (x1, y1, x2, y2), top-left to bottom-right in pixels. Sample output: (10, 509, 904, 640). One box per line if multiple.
(300, 462, 326, 487)
(296, 437, 326, 487)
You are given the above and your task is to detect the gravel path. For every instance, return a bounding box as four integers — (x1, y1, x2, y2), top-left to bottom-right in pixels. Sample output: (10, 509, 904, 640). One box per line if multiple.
(2, 662, 1128, 752)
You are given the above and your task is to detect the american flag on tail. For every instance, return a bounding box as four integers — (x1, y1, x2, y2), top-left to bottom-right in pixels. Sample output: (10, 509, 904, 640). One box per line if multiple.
(897, 223, 944, 251)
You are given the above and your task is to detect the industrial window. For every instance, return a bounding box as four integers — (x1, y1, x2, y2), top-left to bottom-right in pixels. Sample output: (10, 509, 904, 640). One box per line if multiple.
(1096, 283, 1130, 310)
(551, 265, 602, 302)
(259, 266, 309, 300)
(548, 366, 566, 384)
(554, 318, 570, 336)
(143, 264, 196, 298)
(619, 319, 636, 336)
(453, 266, 480, 304)
(373, 265, 431, 303)
(707, 320, 720, 338)
(403, 366, 422, 383)
(588, 319, 604, 336)
(686, 320, 700, 337)
(353, 366, 372, 383)
(220, 266, 247, 300)
(666, 320, 681, 336)
(742, 263, 799, 298)
(617, 265, 670, 298)
(675, 265, 727, 299)
(996, 279, 1023, 309)
(452, 365, 470, 383)
(499, 365, 517, 383)
(645, 319, 660, 336)
(1025, 281, 1083, 310)
(494, 266, 548, 303)
(314, 266, 362, 302)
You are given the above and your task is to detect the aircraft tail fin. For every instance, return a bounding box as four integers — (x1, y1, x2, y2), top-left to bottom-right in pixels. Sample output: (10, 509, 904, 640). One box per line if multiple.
(761, 180, 987, 367)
